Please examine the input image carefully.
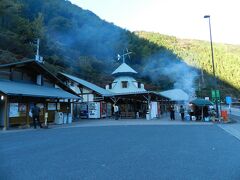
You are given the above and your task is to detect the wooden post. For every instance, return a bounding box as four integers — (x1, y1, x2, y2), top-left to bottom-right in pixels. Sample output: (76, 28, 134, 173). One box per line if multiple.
(148, 94, 151, 120)
(26, 103, 30, 128)
(3, 96, 9, 130)
(43, 101, 48, 127)
(67, 99, 70, 123)
(55, 99, 58, 112)
(110, 97, 119, 118)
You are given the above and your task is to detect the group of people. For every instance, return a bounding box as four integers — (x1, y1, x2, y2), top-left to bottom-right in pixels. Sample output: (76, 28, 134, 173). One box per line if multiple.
(169, 105, 185, 121)
(30, 103, 215, 128)
(113, 104, 187, 121)
(168, 104, 216, 121)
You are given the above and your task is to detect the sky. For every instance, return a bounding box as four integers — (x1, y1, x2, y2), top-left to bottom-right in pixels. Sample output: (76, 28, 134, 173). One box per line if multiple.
(70, 0, 240, 45)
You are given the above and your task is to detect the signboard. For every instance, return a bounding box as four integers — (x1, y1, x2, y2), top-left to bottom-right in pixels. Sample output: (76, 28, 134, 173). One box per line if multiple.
(48, 103, 56, 110)
(226, 96, 232, 104)
(9, 103, 19, 117)
(101, 102, 107, 118)
(107, 103, 112, 117)
(18, 103, 27, 116)
(211, 90, 220, 103)
(18, 103, 26, 112)
(211, 90, 220, 98)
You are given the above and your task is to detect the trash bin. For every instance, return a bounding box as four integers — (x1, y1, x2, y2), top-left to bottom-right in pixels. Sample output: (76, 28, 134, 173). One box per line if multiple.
(185, 115, 190, 121)
(63, 113, 67, 124)
(136, 112, 139, 119)
(54, 112, 63, 124)
(192, 116, 196, 121)
(68, 114, 72, 124)
(146, 112, 150, 120)
(221, 110, 228, 121)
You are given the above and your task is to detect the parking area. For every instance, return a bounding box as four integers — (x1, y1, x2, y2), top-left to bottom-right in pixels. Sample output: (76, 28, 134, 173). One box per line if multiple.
(1, 121, 240, 179)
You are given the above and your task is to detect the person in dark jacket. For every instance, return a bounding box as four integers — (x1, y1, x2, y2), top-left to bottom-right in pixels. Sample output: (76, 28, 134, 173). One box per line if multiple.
(169, 105, 175, 120)
(113, 104, 119, 120)
(180, 105, 185, 121)
(31, 103, 42, 129)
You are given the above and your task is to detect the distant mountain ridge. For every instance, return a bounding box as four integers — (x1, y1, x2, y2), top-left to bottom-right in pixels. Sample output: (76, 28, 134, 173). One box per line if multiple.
(0, 0, 239, 98)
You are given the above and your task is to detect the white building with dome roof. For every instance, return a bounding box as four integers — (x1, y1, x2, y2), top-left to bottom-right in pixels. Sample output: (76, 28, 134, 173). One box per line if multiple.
(106, 62, 146, 93)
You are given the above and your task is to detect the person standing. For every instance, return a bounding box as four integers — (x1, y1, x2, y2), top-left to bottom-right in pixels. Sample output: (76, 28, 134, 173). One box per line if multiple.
(170, 105, 175, 120)
(113, 104, 119, 120)
(189, 104, 194, 121)
(31, 103, 42, 129)
(180, 105, 185, 121)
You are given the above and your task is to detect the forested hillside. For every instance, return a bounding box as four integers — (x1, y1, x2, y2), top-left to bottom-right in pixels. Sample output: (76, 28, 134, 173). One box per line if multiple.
(0, 0, 239, 99)
(0, 0, 127, 79)
(135, 31, 240, 97)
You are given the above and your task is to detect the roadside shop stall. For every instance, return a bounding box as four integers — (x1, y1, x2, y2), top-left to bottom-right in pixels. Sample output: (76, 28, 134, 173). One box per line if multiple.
(189, 98, 214, 121)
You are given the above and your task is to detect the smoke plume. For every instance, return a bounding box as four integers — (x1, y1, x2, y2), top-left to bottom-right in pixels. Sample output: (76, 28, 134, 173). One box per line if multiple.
(142, 52, 198, 97)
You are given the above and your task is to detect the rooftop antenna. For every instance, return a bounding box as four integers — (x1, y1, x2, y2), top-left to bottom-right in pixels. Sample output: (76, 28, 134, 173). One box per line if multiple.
(35, 38, 43, 63)
(117, 48, 132, 63)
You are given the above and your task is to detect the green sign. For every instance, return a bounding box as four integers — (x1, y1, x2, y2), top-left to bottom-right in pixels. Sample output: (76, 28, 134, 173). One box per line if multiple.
(211, 90, 220, 103)
(211, 90, 220, 98)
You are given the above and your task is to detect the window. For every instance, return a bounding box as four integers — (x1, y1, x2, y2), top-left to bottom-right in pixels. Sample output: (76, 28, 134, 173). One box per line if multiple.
(122, 81, 128, 88)
(138, 82, 141, 88)
(36, 75, 42, 85)
(109, 83, 112, 89)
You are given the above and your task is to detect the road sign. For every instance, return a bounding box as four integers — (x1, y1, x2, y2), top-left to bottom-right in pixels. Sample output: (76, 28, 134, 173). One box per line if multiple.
(226, 96, 232, 104)
(211, 90, 220, 98)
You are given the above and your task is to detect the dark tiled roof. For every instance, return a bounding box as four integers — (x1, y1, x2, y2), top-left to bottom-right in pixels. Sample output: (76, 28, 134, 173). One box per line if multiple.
(0, 80, 81, 99)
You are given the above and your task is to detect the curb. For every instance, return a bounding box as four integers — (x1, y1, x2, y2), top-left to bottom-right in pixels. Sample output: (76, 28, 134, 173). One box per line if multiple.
(217, 119, 237, 124)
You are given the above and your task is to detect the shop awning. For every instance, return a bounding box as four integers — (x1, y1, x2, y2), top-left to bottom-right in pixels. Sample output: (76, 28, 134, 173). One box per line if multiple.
(0, 80, 81, 99)
(190, 98, 214, 107)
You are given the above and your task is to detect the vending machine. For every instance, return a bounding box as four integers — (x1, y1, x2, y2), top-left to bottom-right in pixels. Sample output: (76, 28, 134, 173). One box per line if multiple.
(101, 102, 107, 118)
(88, 102, 100, 119)
(107, 103, 112, 118)
(80, 103, 88, 119)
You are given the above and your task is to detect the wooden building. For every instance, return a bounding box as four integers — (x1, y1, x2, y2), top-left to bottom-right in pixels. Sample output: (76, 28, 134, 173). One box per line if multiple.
(105, 60, 170, 119)
(59, 61, 170, 119)
(58, 73, 113, 119)
(57, 53, 188, 120)
(0, 60, 81, 130)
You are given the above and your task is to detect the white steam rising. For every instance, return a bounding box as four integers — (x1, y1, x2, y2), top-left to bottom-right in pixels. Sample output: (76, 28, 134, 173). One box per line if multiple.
(142, 54, 198, 97)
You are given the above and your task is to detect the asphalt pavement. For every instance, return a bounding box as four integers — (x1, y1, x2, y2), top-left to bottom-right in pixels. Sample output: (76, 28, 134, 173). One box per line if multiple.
(1, 122, 240, 180)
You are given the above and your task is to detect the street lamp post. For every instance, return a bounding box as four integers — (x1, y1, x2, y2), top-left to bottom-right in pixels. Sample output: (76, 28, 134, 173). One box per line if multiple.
(204, 15, 219, 118)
